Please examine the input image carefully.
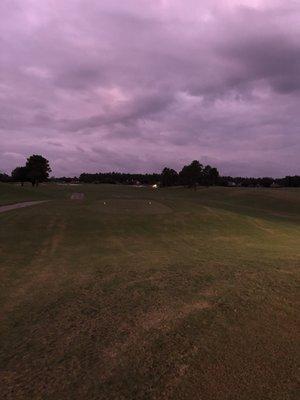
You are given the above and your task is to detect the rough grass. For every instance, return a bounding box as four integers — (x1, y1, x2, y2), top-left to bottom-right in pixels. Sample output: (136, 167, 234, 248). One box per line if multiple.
(0, 183, 299, 399)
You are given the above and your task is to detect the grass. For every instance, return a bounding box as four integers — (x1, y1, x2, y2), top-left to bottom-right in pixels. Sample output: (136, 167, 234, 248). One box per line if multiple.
(0, 183, 299, 399)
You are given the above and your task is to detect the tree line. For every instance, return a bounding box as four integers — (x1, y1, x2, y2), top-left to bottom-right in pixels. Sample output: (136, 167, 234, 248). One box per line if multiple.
(1, 154, 300, 187)
(218, 175, 300, 187)
(78, 161, 219, 188)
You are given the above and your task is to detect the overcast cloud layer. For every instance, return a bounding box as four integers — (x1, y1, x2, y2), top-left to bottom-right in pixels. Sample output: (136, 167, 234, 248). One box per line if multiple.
(1, 0, 299, 176)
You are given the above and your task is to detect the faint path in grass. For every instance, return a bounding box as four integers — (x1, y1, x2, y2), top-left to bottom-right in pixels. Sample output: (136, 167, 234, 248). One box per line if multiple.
(202, 206, 225, 221)
(0, 215, 66, 317)
(248, 217, 276, 235)
(196, 198, 300, 222)
(101, 298, 213, 382)
(0, 200, 49, 213)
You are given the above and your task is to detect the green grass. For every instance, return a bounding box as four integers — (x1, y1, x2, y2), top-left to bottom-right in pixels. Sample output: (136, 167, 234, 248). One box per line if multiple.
(0, 182, 72, 205)
(0, 183, 299, 399)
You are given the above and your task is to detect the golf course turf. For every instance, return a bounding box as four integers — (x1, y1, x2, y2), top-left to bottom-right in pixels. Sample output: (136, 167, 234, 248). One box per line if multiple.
(0, 183, 299, 399)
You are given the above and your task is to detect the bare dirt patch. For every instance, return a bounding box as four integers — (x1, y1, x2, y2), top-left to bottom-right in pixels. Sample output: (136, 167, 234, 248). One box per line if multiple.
(70, 192, 85, 200)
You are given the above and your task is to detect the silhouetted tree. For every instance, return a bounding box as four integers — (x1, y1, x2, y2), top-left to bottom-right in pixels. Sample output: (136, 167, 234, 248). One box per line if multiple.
(201, 165, 220, 186)
(279, 175, 300, 187)
(259, 177, 274, 187)
(26, 155, 51, 186)
(161, 167, 178, 187)
(179, 160, 203, 189)
(209, 167, 220, 185)
(11, 166, 28, 186)
(0, 172, 11, 182)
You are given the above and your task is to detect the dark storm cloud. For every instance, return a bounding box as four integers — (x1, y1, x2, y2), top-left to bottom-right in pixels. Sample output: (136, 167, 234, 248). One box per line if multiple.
(54, 67, 106, 91)
(63, 91, 175, 133)
(219, 32, 300, 94)
(0, 0, 299, 176)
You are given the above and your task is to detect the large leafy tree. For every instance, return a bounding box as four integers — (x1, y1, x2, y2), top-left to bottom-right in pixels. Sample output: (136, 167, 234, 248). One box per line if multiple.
(161, 167, 178, 187)
(26, 155, 51, 186)
(259, 177, 274, 187)
(179, 160, 203, 189)
(202, 165, 220, 186)
(11, 166, 28, 186)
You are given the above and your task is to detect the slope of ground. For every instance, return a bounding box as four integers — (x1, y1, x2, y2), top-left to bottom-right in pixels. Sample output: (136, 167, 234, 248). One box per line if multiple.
(0, 184, 299, 399)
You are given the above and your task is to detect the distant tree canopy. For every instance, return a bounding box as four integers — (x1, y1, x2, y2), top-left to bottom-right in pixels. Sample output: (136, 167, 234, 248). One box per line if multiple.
(25, 155, 51, 186)
(179, 160, 203, 188)
(161, 168, 178, 187)
(10, 155, 51, 186)
(79, 172, 160, 185)
(0, 172, 11, 183)
(277, 175, 300, 187)
(79, 160, 221, 188)
(11, 167, 28, 186)
(201, 165, 219, 186)
(158, 161, 220, 188)
(4, 155, 300, 188)
(219, 175, 300, 187)
(78, 165, 300, 188)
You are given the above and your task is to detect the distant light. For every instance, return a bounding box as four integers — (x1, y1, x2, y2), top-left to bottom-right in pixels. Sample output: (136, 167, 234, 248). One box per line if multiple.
(152, 184, 158, 189)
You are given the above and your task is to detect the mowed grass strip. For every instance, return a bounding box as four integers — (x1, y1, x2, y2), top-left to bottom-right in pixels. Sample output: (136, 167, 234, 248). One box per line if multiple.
(96, 198, 172, 214)
(0, 184, 299, 399)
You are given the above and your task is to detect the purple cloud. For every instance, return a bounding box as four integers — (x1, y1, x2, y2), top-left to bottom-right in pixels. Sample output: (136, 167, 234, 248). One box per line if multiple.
(0, 0, 299, 177)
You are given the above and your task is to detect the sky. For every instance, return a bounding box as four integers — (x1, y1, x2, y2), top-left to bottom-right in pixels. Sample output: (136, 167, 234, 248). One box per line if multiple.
(1, 0, 299, 177)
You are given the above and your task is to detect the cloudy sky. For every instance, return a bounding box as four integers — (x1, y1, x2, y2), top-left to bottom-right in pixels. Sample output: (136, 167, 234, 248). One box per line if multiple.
(1, 0, 299, 177)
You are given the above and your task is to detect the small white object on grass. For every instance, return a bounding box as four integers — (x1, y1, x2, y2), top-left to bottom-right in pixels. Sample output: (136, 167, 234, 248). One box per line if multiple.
(103, 201, 106, 205)
(149, 201, 152, 205)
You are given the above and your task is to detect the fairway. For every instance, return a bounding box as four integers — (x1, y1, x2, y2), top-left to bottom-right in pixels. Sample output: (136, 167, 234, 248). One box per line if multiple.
(0, 183, 299, 399)
(95, 198, 172, 214)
